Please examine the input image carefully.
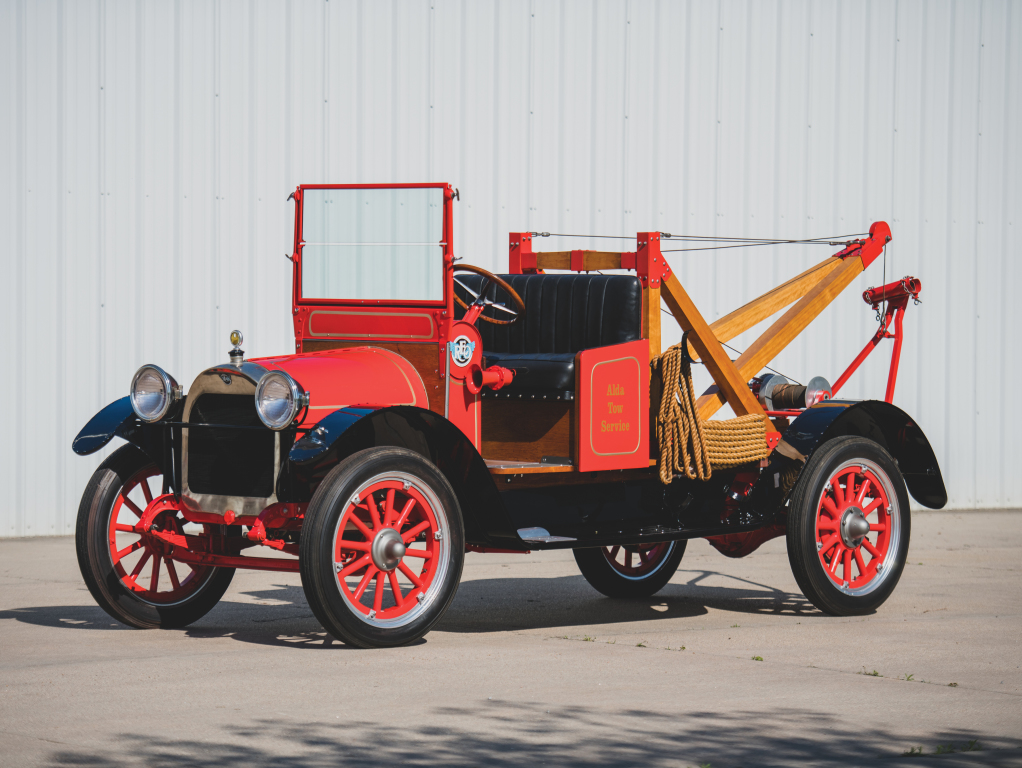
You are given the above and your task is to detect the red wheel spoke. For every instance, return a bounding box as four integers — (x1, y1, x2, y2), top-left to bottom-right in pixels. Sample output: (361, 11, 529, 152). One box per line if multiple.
(113, 541, 142, 563)
(843, 549, 852, 582)
(863, 498, 884, 515)
(166, 559, 181, 590)
(149, 556, 161, 593)
(609, 545, 620, 560)
(869, 523, 887, 532)
(382, 489, 396, 528)
(339, 539, 370, 552)
(348, 514, 374, 540)
(140, 479, 153, 504)
(853, 549, 868, 580)
(639, 549, 650, 564)
(388, 570, 404, 607)
(818, 533, 840, 555)
(821, 496, 839, 516)
(122, 497, 144, 518)
(827, 546, 844, 575)
(372, 573, 385, 613)
(394, 498, 416, 531)
(855, 478, 872, 506)
(353, 566, 378, 600)
(130, 549, 152, 579)
(861, 539, 882, 559)
(398, 561, 424, 589)
(338, 553, 372, 579)
(817, 519, 837, 532)
(832, 476, 844, 505)
(402, 548, 432, 560)
(626, 550, 633, 569)
(114, 523, 137, 534)
(401, 520, 431, 544)
(845, 472, 857, 502)
(366, 494, 383, 529)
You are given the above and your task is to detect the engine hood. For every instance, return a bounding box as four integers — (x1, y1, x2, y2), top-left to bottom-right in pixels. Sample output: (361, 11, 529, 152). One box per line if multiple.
(251, 346, 430, 414)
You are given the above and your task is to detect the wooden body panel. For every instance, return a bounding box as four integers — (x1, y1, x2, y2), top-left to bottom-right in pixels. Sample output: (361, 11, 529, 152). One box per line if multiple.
(481, 400, 573, 463)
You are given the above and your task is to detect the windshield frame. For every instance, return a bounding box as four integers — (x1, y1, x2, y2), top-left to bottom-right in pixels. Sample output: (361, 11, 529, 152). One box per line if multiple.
(292, 183, 453, 311)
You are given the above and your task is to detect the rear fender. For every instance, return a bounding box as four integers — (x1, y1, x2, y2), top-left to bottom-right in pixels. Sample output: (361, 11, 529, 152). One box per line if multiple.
(281, 406, 525, 550)
(777, 400, 947, 509)
(72, 396, 177, 482)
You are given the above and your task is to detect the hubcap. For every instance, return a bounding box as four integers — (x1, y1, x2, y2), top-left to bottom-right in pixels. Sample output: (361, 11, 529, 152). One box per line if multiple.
(371, 528, 406, 571)
(840, 507, 871, 548)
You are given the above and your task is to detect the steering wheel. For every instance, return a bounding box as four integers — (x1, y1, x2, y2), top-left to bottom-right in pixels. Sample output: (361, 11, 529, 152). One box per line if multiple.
(452, 264, 526, 326)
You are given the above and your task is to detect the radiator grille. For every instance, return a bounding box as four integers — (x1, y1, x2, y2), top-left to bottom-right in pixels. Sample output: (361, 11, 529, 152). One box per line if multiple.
(186, 394, 276, 498)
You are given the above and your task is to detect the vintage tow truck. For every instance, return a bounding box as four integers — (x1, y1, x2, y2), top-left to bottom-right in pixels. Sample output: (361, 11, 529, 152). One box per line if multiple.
(73, 183, 946, 648)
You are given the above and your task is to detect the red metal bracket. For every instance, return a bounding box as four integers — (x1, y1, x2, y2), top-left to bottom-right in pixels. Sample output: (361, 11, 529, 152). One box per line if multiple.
(508, 232, 537, 274)
(635, 232, 672, 288)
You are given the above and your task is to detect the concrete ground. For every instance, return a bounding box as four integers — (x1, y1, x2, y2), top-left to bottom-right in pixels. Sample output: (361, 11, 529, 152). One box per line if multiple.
(0, 510, 1020, 768)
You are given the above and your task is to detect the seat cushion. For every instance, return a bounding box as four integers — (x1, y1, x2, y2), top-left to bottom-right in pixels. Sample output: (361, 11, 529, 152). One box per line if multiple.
(483, 351, 576, 393)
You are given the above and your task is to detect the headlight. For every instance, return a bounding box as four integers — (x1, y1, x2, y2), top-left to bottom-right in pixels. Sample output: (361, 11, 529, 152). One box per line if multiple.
(130, 365, 180, 422)
(254, 371, 308, 430)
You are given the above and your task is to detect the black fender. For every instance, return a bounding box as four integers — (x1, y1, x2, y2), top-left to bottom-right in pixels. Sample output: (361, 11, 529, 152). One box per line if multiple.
(778, 399, 947, 509)
(72, 397, 178, 485)
(280, 405, 526, 551)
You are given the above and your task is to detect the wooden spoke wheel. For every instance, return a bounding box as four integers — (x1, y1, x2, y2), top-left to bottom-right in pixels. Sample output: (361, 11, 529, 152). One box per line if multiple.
(76, 445, 235, 629)
(787, 436, 910, 615)
(574, 540, 686, 598)
(300, 447, 465, 648)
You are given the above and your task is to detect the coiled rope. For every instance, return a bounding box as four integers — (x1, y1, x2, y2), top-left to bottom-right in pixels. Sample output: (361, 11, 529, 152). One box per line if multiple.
(652, 337, 771, 485)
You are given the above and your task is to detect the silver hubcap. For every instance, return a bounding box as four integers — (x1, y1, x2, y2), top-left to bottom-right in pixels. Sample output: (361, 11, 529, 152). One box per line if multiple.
(840, 507, 871, 549)
(371, 527, 406, 571)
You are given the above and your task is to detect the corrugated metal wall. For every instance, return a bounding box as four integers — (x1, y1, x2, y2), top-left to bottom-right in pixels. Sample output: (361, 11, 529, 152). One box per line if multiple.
(1, 0, 1018, 536)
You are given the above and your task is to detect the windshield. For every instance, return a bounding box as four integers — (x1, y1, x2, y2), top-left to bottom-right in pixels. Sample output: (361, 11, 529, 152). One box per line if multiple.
(300, 187, 445, 302)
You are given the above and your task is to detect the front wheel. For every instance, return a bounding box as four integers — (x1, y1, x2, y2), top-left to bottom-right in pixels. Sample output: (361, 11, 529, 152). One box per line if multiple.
(574, 540, 686, 598)
(787, 436, 911, 616)
(75, 445, 235, 629)
(299, 447, 465, 648)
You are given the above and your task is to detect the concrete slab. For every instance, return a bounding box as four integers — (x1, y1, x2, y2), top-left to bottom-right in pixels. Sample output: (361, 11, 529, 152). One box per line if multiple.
(0, 510, 1019, 767)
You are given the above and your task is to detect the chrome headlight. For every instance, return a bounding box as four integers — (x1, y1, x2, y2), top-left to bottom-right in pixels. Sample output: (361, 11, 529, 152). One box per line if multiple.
(130, 365, 180, 422)
(255, 371, 308, 430)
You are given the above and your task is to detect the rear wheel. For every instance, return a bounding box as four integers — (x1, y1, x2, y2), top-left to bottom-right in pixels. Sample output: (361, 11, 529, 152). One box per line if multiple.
(787, 436, 910, 615)
(76, 445, 235, 629)
(574, 541, 686, 598)
(299, 447, 465, 648)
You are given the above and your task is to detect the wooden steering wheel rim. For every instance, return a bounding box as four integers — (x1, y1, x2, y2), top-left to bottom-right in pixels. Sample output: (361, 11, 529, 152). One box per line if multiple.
(452, 264, 527, 326)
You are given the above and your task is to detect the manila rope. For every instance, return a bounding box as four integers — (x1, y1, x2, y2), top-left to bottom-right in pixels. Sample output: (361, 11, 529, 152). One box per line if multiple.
(652, 336, 771, 485)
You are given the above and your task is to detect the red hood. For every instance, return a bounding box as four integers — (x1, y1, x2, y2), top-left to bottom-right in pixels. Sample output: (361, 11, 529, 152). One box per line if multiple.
(250, 346, 430, 414)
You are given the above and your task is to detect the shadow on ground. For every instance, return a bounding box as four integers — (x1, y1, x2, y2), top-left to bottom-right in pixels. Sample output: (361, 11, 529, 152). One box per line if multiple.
(0, 568, 815, 649)
(44, 703, 1018, 767)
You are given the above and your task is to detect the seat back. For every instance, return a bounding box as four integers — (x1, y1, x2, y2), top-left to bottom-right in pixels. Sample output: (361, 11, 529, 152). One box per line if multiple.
(454, 273, 642, 354)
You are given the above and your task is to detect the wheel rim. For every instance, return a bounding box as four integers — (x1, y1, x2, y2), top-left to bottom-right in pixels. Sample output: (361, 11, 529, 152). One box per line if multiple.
(814, 458, 901, 596)
(331, 471, 450, 628)
(601, 541, 675, 580)
(107, 466, 214, 606)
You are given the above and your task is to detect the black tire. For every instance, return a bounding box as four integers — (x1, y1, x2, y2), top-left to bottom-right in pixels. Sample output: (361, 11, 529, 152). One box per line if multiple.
(299, 447, 465, 648)
(574, 540, 686, 598)
(75, 444, 235, 629)
(787, 435, 911, 616)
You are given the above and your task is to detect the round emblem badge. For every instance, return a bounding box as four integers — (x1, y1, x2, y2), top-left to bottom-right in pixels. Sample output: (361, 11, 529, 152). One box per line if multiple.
(450, 335, 476, 368)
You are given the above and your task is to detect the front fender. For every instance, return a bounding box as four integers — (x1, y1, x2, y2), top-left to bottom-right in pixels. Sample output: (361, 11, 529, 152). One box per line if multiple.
(781, 400, 947, 509)
(72, 396, 177, 483)
(280, 406, 526, 550)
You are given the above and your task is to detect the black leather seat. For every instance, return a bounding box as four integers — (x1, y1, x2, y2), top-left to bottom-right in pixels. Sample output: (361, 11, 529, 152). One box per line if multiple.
(454, 273, 642, 398)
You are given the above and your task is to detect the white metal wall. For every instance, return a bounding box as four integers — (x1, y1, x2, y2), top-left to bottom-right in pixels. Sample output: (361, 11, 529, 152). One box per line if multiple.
(1, 0, 1018, 536)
